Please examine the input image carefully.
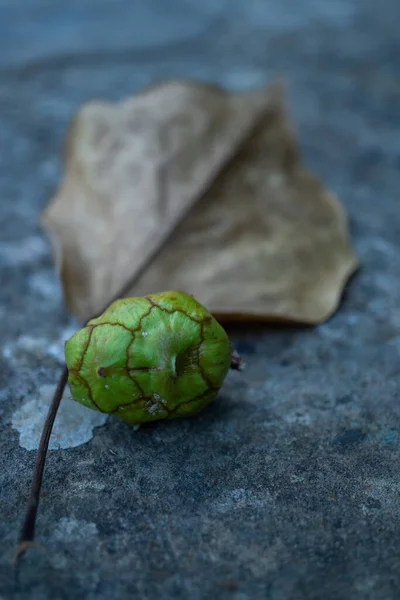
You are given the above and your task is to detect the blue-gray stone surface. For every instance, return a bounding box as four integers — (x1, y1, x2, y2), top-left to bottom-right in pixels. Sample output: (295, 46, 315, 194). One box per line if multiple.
(1, 1, 400, 598)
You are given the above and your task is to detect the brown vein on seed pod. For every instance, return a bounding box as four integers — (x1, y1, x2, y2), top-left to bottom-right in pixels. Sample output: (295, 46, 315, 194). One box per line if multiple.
(128, 366, 159, 372)
(146, 296, 223, 397)
(83, 320, 149, 385)
(196, 319, 217, 391)
(123, 301, 155, 358)
(112, 393, 173, 419)
(92, 301, 157, 408)
(71, 371, 103, 412)
(124, 344, 147, 398)
(95, 321, 135, 334)
(167, 388, 216, 418)
(109, 395, 153, 414)
(120, 300, 160, 401)
(97, 300, 154, 335)
(187, 314, 227, 394)
(145, 296, 202, 324)
(75, 325, 95, 372)
(128, 300, 155, 334)
(125, 372, 146, 397)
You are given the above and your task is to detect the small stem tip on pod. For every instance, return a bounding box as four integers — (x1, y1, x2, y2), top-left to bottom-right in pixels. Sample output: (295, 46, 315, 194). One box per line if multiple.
(230, 350, 245, 371)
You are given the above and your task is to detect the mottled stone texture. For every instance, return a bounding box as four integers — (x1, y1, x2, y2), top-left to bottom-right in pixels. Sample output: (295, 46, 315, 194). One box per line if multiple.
(1, 1, 400, 599)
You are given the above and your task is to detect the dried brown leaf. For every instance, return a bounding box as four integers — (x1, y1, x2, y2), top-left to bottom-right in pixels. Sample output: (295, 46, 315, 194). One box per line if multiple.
(42, 80, 358, 325)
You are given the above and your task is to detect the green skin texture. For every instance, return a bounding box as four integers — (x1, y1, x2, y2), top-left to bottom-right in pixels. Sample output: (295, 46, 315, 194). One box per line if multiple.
(64, 291, 232, 426)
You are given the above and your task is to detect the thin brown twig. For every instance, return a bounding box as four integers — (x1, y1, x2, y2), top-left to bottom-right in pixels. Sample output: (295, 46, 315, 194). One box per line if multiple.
(15, 365, 69, 562)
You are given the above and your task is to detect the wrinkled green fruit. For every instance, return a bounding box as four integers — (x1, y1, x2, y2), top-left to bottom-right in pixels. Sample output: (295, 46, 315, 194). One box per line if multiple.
(64, 291, 232, 426)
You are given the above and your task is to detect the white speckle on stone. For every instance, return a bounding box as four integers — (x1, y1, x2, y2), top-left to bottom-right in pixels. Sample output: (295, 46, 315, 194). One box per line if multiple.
(214, 488, 268, 514)
(29, 271, 61, 301)
(2, 334, 51, 368)
(49, 517, 99, 570)
(2, 324, 79, 368)
(6, 335, 42, 354)
(220, 67, 268, 91)
(0, 235, 48, 266)
(52, 517, 98, 541)
(283, 411, 312, 426)
(290, 474, 305, 484)
(11, 384, 108, 450)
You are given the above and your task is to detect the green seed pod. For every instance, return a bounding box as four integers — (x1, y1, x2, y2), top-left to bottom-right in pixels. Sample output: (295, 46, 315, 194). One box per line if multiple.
(64, 291, 232, 426)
